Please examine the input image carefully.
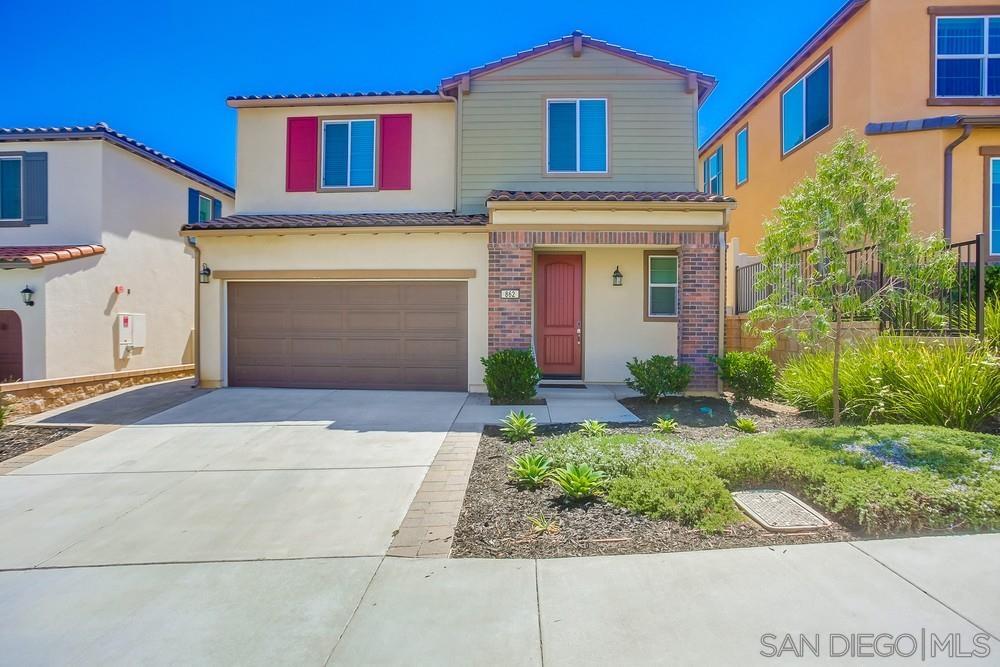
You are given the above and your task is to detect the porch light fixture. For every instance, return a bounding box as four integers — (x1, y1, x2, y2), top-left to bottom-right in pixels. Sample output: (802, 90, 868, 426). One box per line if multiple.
(199, 263, 212, 284)
(20, 285, 35, 307)
(612, 266, 623, 287)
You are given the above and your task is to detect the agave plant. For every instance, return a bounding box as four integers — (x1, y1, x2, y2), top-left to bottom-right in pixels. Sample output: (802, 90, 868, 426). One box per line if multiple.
(508, 453, 554, 489)
(577, 419, 609, 437)
(653, 417, 679, 434)
(732, 416, 758, 433)
(552, 463, 607, 501)
(500, 410, 537, 443)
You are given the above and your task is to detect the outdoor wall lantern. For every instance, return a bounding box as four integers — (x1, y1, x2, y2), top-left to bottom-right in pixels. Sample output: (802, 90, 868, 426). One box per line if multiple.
(20, 285, 35, 307)
(199, 263, 212, 284)
(612, 266, 623, 287)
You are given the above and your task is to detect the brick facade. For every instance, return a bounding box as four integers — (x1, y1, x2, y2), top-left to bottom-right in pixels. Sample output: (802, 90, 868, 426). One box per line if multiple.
(488, 229, 723, 392)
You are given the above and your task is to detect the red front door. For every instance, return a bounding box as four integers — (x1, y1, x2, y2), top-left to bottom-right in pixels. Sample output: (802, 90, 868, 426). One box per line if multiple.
(535, 254, 583, 377)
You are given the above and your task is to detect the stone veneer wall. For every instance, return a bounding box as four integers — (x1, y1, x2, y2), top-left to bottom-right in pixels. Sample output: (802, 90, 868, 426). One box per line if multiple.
(488, 230, 722, 392)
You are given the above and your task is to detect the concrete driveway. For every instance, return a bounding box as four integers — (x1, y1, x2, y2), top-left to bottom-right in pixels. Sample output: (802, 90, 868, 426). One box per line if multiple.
(0, 388, 467, 568)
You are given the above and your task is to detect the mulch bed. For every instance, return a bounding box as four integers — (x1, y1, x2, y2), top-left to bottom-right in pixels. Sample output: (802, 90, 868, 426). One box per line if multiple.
(0, 426, 80, 463)
(451, 397, 853, 559)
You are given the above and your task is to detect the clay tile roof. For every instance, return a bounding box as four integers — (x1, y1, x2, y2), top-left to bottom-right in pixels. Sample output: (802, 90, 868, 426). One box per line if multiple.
(227, 90, 438, 103)
(0, 244, 106, 268)
(0, 123, 233, 197)
(487, 190, 736, 204)
(181, 212, 488, 232)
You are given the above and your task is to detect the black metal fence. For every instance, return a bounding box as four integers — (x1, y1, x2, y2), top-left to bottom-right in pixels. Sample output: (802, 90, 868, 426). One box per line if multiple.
(733, 234, 986, 337)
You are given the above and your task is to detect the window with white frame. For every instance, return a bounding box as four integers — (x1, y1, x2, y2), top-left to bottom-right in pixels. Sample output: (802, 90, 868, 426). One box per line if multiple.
(736, 126, 749, 185)
(197, 194, 213, 222)
(546, 98, 608, 174)
(781, 56, 831, 155)
(935, 15, 1000, 98)
(990, 157, 1000, 255)
(321, 118, 377, 188)
(0, 156, 23, 221)
(647, 254, 678, 317)
(703, 146, 723, 195)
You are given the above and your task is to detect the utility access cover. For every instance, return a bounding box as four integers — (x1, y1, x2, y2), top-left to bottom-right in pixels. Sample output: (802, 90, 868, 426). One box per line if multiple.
(732, 490, 831, 533)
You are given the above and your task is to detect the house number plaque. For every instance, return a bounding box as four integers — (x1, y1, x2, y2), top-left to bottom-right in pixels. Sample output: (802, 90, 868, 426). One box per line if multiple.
(500, 289, 520, 300)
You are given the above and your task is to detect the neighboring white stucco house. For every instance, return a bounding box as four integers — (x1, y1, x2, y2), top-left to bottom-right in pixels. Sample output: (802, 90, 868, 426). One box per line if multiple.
(0, 123, 234, 382)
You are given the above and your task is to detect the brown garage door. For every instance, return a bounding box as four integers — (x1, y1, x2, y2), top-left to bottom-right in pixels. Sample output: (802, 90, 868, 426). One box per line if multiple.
(227, 281, 468, 390)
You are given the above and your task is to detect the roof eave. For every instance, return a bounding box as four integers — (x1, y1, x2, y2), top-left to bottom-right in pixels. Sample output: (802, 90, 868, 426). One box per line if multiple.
(486, 199, 736, 212)
(180, 224, 487, 237)
(227, 94, 449, 108)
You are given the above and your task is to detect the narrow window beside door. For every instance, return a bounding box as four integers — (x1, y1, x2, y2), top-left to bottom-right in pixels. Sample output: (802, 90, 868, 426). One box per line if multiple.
(990, 157, 1000, 255)
(647, 255, 678, 318)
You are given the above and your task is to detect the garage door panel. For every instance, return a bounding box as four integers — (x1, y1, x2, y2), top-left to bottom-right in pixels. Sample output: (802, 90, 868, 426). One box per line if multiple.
(227, 282, 467, 391)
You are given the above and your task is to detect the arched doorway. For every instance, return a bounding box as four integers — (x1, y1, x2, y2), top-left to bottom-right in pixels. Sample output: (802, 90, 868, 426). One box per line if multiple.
(0, 310, 23, 382)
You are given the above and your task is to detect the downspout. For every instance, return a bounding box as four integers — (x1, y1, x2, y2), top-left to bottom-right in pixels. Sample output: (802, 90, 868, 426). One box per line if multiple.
(185, 236, 201, 388)
(943, 123, 973, 242)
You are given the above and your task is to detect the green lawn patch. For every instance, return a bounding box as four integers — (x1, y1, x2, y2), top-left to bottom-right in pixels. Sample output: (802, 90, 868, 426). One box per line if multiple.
(532, 425, 1000, 536)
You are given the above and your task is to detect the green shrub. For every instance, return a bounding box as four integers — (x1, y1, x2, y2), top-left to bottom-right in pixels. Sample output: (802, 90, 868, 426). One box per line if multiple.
(625, 355, 692, 403)
(778, 337, 1000, 430)
(712, 351, 776, 402)
(552, 464, 607, 501)
(732, 417, 758, 433)
(653, 417, 679, 434)
(539, 433, 671, 477)
(499, 410, 537, 443)
(508, 453, 553, 489)
(527, 514, 559, 535)
(481, 349, 541, 403)
(985, 297, 1000, 350)
(607, 462, 743, 533)
(578, 420, 608, 437)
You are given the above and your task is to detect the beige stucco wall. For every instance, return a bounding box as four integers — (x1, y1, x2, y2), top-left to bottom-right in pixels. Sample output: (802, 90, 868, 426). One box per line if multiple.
(195, 231, 489, 390)
(576, 246, 678, 382)
(234, 102, 456, 214)
(0, 138, 234, 381)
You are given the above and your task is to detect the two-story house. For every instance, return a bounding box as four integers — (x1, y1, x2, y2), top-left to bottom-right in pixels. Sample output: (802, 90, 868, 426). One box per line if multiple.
(0, 123, 234, 386)
(700, 0, 1000, 308)
(185, 33, 734, 394)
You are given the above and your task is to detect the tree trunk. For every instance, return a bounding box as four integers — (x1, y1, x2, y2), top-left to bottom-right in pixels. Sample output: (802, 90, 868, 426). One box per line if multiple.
(832, 311, 843, 426)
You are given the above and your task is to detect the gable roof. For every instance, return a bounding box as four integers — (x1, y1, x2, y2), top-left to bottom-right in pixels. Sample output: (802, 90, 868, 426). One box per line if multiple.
(699, 0, 869, 153)
(439, 31, 717, 102)
(0, 123, 234, 197)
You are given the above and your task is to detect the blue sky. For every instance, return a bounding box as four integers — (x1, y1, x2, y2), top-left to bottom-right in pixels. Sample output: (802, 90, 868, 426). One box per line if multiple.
(4, 0, 846, 186)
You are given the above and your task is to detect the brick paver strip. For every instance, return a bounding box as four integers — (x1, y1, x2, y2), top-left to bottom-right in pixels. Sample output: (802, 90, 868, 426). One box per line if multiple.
(388, 422, 484, 558)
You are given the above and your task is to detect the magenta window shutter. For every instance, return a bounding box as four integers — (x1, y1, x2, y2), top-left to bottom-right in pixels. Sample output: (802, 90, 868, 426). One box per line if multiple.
(286, 117, 319, 192)
(378, 114, 412, 190)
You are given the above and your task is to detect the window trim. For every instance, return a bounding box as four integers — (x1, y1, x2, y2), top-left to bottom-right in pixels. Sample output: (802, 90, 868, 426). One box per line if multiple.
(543, 97, 610, 176)
(982, 147, 1000, 259)
(779, 51, 833, 159)
(735, 124, 750, 187)
(197, 193, 213, 222)
(0, 155, 24, 223)
(643, 251, 679, 322)
(318, 117, 379, 192)
(929, 6, 1000, 105)
(703, 146, 724, 195)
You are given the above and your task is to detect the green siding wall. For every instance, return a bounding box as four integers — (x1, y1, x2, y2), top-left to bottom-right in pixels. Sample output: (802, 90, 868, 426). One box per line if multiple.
(458, 46, 699, 214)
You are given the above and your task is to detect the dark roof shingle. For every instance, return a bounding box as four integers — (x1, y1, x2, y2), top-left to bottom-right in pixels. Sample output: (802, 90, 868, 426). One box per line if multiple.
(182, 212, 488, 232)
(227, 90, 439, 103)
(487, 190, 735, 204)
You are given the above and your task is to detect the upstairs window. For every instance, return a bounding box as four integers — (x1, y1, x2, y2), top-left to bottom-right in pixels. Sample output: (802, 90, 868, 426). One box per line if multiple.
(736, 126, 749, 186)
(0, 156, 22, 221)
(198, 194, 213, 222)
(782, 55, 831, 155)
(703, 146, 723, 195)
(546, 98, 608, 174)
(935, 16, 1000, 98)
(321, 118, 377, 188)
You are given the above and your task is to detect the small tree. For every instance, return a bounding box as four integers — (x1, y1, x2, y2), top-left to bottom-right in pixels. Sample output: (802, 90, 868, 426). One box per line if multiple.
(748, 131, 954, 425)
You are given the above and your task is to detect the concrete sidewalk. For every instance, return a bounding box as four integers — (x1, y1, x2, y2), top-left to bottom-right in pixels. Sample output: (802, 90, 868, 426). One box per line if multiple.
(1, 535, 996, 665)
(456, 384, 642, 424)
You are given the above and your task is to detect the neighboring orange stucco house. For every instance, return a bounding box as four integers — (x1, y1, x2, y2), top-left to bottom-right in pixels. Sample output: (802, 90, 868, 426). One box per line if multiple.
(700, 0, 1000, 309)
